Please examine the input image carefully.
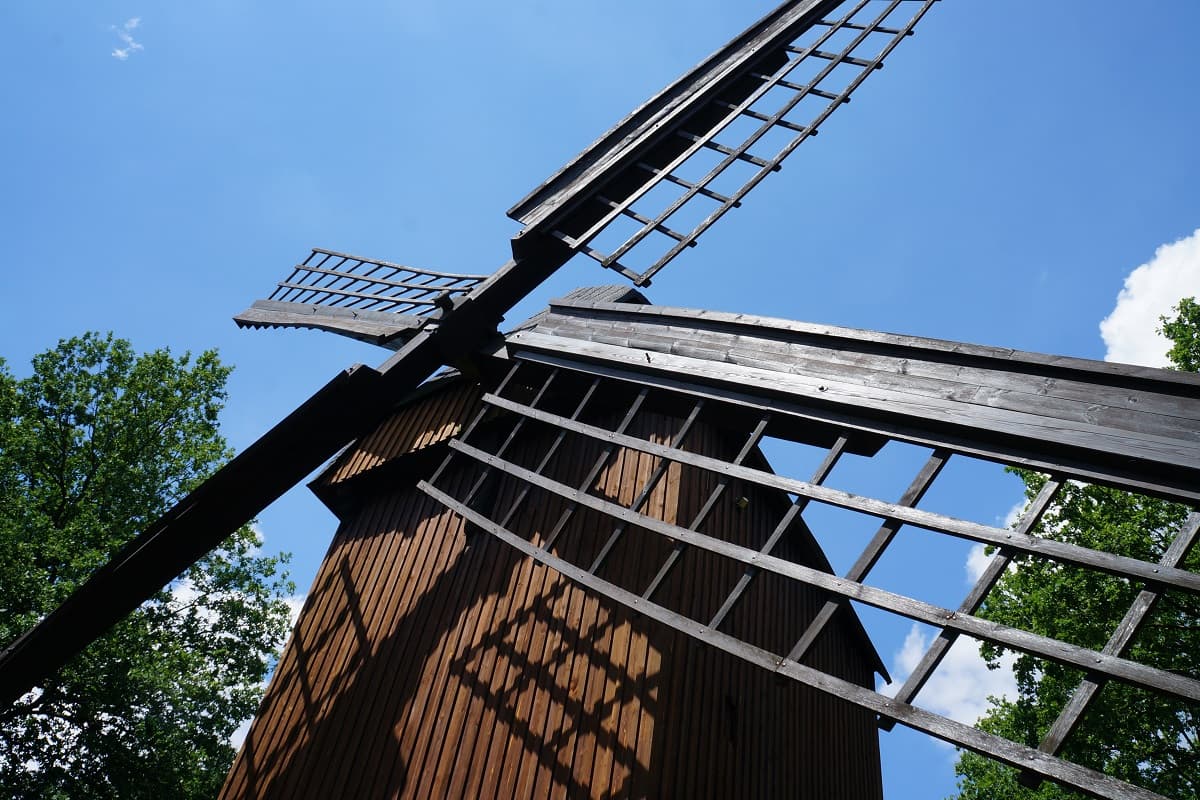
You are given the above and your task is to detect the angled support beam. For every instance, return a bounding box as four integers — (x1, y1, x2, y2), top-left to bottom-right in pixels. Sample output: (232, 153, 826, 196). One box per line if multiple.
(879, 477, 1063, 730)
(786, 448, 949, 665)
(0, 238, 577, 709)
(416, 479, 1172, 800)
(1017, 510, 1200, 787)
(442, 437, 1200, 705)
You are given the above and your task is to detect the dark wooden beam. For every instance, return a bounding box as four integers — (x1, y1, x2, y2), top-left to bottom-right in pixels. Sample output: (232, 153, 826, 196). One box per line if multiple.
(417, 479, 1171, 800)
(0, 238, 576, 709)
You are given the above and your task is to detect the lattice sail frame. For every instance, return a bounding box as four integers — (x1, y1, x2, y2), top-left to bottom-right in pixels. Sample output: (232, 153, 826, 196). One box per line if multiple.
(234, 248, 488, 347)
(414, 298, 1200, 800)
(510, 0, 939, 286)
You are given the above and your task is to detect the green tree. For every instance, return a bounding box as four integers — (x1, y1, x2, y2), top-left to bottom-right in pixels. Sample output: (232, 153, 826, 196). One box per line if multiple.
(0, 333, 294, 799)
(1161, 296, 1200, 372)
(951, 298, 1200, 799)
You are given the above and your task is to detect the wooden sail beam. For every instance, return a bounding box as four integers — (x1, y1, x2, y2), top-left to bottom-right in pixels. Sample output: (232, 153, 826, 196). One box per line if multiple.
(416, 354, 1199, 800)
(510, 0, 940, 285)
(418, 481, 1167, 800)
(0, 240, 572, 708)
(503, 297, 1200, 502)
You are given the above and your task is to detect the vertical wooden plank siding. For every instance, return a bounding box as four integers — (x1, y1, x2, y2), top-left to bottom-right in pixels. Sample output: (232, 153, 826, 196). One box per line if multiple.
(221, 380, 883, 799)
(324, 380, 481, 485)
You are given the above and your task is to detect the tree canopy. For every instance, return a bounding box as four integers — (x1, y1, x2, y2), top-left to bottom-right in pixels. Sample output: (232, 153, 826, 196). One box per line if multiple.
(0, 333, 294, 799)
(1161, 296, 1200, 372)
(951, 298, 1200, 799)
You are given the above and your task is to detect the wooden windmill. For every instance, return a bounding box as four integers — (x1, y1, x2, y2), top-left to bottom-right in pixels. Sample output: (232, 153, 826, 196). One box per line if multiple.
(3, 2, 1198, 798)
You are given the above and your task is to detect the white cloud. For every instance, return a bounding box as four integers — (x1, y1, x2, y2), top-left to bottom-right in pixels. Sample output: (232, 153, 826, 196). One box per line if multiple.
(283, 593, 306, 628)
(1100, 228, 1200, 367)
(111, 17, 144, 60)
(965, 499, 1026, 584)
(227, 593, 304, 750)
(965, 543, 991, 585)
(230, 715, 253, 749)
(884, 623, 1017, 728)
(1003, 499, 1026, 530)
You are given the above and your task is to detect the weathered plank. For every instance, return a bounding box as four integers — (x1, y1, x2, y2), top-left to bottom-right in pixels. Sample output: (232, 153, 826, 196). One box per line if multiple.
(418, 481, 1170, 800)
(504, 329, 1200, 500)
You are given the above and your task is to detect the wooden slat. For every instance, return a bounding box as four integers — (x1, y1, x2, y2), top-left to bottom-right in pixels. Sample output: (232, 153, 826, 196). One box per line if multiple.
(536, 314, 1198, 428)
(508, 0, 844, 227)
(505, 328, 1200, 501)
(786, 448, 949, 664)
(442, 438, 1200, 703)
(233, 299, 423, 342)
(879, 477, 1065, 731)
(544, 299, 1200, 390)
(417, 481, 1167, 800)
(226, 383, 886, 798)
(478, 391, 1200, 595)
(1018, 511, 1200, 786)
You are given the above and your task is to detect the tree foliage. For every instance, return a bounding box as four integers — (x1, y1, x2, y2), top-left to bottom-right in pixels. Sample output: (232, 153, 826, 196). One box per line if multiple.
(1161, 296, 1200, 372)
(0, 333, 294, 799)
(951, 298, 1200, 799)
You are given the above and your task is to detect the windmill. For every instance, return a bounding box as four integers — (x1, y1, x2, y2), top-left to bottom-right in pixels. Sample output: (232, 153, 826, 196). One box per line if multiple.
(2, 1, 1198, 798)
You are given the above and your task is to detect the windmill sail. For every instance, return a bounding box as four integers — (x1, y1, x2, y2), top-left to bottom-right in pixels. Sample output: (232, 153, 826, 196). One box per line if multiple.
(414, 292, 1200, 800)
(4, 2, 1198, 799)
(234, 248, 488, 348)
(510, 0, 939, 285)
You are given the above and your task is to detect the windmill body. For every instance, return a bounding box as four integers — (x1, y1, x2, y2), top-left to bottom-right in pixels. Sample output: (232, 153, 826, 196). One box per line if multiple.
(2, 2, 1198, 799)
(220, 309, 887, 797)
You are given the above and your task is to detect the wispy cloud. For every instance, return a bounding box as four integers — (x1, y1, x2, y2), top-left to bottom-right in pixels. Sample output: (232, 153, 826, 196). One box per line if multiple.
(228, 592, 304, 750)
(283, 593, 306, 629)
(230, 715, 254, 749)
(964, 499, 1026, 584)
(1100, 227, 1200, 367)
(111, 17, 144, 61)
(965, 543, 991, 585)
(1002, 498, 1026, 530)
(883, 623, 1017, 730)
(882, 545, 1020, 741)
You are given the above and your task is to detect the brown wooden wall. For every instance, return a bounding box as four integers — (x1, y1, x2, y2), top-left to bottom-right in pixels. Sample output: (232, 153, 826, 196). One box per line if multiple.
(221, 381, 884, 799)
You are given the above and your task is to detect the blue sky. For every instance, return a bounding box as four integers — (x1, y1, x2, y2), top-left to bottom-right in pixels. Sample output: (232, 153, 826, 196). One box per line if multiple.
(3, 1, 1199, 797)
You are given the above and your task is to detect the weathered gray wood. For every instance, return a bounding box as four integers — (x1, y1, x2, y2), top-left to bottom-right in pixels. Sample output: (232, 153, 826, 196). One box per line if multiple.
(481, 391, 1200, 595)
(509, 0, 940, 285)
(506, 343, 1200, 503)
(527, 323, 1199, 442)
(508, 326, 1200, 455)
(547, 299, 1200, 389)
(707, 435, 848, 631)
(275, 281, 444, 308)
(508, 0, 842, 227)
(635, 0, 929, 282)
(506, 331, 1200, 466)
(586, 399, 704, 574)
(1018, 511, 1200, 786)
(310, 246, 489, 280)
(537, 386, 651, 551)
(787, 449, 948, 664)
(880, 478, 1064, 731)
(640, 415, 770, 600)
(505, 330, 1200, 501)
(233, 299, 422, 346)
(284, 263, 479, 293)
(535, 315, 1199, 428)
(417, 479, 1173, 800)
(445, 436, 1200, 704)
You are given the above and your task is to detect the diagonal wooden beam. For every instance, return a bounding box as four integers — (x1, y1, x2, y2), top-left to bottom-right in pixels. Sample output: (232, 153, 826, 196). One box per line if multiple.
(879, 477, 1063, 730)
(1017, 510, 1200, 787)
(0, 239, 576, 709)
